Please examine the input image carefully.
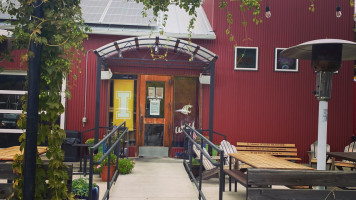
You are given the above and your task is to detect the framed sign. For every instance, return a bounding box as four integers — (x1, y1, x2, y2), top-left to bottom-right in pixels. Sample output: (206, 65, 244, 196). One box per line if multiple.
(234, 47, 258, 71)
(149, 99, 160, 115)
(156, 87, 163, 98)
(148, 87, 155, 98)
(274, 48, 298, 72)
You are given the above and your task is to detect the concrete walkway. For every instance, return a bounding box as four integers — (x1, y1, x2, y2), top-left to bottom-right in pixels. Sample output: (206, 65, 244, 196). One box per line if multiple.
(110, 157, 198, 200)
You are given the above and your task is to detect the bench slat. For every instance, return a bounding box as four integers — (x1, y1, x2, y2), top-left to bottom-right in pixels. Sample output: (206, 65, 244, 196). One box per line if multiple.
(236, 142, 295, 148)
(237, 151, 298, 156)
(236, 147, 297, 152)
(248, 188, 356, 200)
(247, 169, 356, 187)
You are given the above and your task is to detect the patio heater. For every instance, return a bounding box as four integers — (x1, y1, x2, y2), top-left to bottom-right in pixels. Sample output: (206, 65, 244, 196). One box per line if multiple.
(281, 39, 356, 171)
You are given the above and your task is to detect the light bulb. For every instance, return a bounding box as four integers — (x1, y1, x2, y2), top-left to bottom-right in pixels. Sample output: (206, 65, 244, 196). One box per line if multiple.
(154, 45, 159, 54)
(118, 49, 123, 58)
(336, 5, 342, 18)
(265, 5, 271, 18)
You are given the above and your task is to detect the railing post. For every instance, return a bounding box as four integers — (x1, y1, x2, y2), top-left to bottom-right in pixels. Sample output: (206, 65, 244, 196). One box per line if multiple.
(198, 139, 204, 200)
(219, 150, 224, 200)
(107, 134, 112, 195)
(88, 148, 94, 200)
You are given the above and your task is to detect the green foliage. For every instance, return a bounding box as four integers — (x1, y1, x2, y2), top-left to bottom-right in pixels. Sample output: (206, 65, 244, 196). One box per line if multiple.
(309, 0, 315, 12)
(85, 138, 95, 144)
(72, 178, 98, 198)
(136, 0, 200, 45)
(0, 0, 89, 199)
(118, 158, 135, 174)
(93, 151, 117, 173)
(219, 0, 261, 46)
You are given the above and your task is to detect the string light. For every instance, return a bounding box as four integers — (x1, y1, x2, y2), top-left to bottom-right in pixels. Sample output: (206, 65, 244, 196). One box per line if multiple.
(265, 1, 271, 18)
(336, 0, 342, 18)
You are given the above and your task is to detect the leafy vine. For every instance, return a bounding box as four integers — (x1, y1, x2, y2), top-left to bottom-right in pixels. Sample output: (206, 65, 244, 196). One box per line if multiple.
(0, 0, 88, 199)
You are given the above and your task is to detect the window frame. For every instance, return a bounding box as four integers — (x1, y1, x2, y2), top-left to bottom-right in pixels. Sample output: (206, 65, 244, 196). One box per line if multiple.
(234, 46, 259, 71)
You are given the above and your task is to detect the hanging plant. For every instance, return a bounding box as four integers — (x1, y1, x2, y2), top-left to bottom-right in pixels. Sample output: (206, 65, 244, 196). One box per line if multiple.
(0, 0, 89, 199)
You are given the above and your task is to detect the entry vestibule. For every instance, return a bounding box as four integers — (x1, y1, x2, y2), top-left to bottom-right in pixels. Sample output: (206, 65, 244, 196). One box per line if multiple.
(94, 36, 218, 156)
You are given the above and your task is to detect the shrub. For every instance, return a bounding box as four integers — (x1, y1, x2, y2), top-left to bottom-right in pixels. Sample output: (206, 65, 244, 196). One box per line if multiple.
(118, 158, 135, 174)
(72, 178, 97, 198)
(85, 138, 95, 144)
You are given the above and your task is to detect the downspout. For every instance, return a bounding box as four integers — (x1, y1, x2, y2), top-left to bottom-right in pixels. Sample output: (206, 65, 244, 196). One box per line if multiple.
(83, 49, 94, 127)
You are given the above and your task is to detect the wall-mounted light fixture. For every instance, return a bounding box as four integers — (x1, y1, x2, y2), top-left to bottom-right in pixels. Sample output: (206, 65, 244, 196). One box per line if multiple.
(101, 68, 113, 80)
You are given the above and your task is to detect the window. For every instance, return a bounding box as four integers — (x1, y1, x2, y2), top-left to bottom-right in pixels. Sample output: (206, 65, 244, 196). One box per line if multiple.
(234, 47, 258, 71)
(0, 71, 26, 134)
(274, 48, 298, 72)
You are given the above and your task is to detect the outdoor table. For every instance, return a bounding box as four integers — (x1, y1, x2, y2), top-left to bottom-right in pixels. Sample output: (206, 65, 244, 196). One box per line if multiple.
(228, 153, 314, 170)
(72, 143, 93, 176)
(224, 153, 314, 192)
(326, 152, 356, 170)
(0, 146, 47, 161)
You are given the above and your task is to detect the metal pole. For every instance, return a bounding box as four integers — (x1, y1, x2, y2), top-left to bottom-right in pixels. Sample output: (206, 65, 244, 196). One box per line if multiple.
(219, 151, 224, 200)
(94, 56, 102, 143)
(23, 1, 43, 199)
(317, 101, 328, 171)
(88, 148, 93, 200)
(208, 63, 215, 155)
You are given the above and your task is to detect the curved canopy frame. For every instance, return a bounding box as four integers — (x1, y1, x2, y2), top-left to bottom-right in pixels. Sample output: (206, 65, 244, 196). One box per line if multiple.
(93, 36, 218, 152)
(94, 36, 218, 71)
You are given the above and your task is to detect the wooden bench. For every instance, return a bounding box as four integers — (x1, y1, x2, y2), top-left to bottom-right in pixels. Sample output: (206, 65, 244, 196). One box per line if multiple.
(236, 142, 301, 161)
(334, 141, 356, 170)
(0, 162, 73, 199)
(247, 168, 356, 200)
(223, 168, 247, 192)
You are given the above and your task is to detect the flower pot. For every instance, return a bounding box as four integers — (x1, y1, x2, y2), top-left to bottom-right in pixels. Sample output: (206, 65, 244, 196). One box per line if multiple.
(73, 186, 99, 200)
(100, 165, 116, 181)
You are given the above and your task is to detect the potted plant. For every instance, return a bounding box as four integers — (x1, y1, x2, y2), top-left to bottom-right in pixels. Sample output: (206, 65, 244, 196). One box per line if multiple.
(72, 177, 99, 200)
(117, 158, 135, 174)
(94, 151, 117, 181)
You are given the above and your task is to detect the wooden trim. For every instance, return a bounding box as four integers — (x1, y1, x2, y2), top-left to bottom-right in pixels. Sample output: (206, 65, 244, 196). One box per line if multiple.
(138, 75, 173, 147)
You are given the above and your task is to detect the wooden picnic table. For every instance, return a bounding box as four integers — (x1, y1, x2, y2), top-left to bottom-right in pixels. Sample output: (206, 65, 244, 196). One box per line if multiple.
(229, 152, 314, 170)
(327, 152, 356, 170)
(0, 146, 47, 161)
(223, 152, 314, 192)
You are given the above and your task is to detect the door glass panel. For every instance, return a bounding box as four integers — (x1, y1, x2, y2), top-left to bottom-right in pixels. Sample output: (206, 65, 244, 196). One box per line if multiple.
(145, 81, 165, 118)
(144, 124, 163, 146)
(172, 77, 198, 147)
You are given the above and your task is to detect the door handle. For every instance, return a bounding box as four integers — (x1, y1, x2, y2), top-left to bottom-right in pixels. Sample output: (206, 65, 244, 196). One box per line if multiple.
(140, 114, 143, 132)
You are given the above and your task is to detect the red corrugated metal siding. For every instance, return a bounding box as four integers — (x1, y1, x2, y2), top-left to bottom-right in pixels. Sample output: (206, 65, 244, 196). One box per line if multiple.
(201, 0, 354, 162)
(354, 80, 356, 136)
(1, 50, 30, 70)
(65, 35, 126, 139)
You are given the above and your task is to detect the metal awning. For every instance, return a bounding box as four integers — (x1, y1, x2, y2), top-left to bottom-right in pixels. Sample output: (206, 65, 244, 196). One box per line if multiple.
(94, 36, 218, 71)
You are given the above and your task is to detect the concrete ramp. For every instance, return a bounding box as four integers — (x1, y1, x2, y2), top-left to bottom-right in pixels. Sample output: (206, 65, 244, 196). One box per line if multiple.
(110, 157, 198, 199)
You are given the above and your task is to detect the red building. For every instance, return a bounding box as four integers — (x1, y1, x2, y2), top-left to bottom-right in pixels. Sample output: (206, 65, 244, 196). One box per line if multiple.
(0, 1, 354, 162)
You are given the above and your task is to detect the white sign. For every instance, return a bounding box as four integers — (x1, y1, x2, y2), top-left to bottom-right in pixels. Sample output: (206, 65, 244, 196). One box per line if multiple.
(150, 99, 160, 116)
(116, 91, 131, 119)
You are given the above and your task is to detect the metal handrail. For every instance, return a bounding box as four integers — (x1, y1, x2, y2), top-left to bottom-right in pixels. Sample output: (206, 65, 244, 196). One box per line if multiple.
(183, 124, 224, 200)
(197, 129, 227, 142)
(88, 121, 129, 200)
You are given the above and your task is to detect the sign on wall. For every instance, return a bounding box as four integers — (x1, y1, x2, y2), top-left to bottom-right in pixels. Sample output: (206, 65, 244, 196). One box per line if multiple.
(113, 79, 134, 130)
